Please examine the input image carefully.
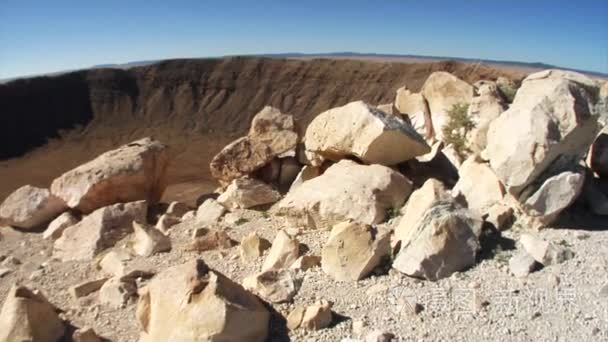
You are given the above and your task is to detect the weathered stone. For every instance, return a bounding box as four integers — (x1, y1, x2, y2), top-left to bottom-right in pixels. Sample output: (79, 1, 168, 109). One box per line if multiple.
(296, 300, 333, 331)
(69, 278, 108, 300)
(0, 285, 65, 342)
(421, 72, 474, 141)
(485, 70, 600, 196)
(321, 221, 390, 281)
(53, 201, 147, 261)
(51, 137, 169, 214)
(210, 106, 298, 182)
(452, 156, 505, 217)
(98, 249, 155, 279)
(305, 101, 430, 165)
(509, 251, 539, 277)
(522, 171, 585, 226)
(240, 232, 271, 262)
(131, 222, 171, 257)
(589, 127, 608, 178)
(394, 87, 433, 139)
(485, 203, 514, 230)
(393, 202, 482, 281)
(154, 214, 180, 233)
(43, 211, 78, 239)
(262, 230, 300, 272)
(243, 269, 300, 303)
(520, 233, 574, 266)
(195, 198, 226, 226)
(165, 201, 190, 218)
(290, 255, 321, 271)
(466, 82, 507, 153)
(0, 185, 67, 229)
(99, 277, 137, 309)
(394, 179, 451, 244)
(137, 259, 269, 342)
(217, 178, 281, 210)
(190, 228, 235, 252)
(276, 160, 412, 228)
(289, 165, 321, 191)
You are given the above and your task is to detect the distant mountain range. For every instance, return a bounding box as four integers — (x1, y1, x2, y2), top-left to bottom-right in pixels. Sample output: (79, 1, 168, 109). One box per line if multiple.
(2, 52, 607, 83)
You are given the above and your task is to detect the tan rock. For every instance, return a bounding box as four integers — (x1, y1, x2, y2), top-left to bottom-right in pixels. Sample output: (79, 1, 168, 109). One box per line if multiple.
(217, 177, 281, 210)
(98, 249, 155, 279)
(289, 165, 321, 191)
(0, 185, 67, 229)
(520, 233, 574, 266)
(190, 228, 235, 252)
(181, 210, 195, 221)
(485, 70, 600, 196)
(72, 327, 102, 342)
(287, 301, 333, 331)
(0, 285, 65, 342)
(195, 198, 226, 226)
(242, 269, 300, 303)
(154, 214, 180, 233)
(394, 86, 433, 139)
(261, 230, 300, 272)
(305, 101, 430, 166)
(467, 82, 507, 153)
(589, 126, 608, 178)
(486, 203, 514, 230)
(136, 259, 269, 342)
(394, 179, 451, 244)
(275, 160, 412, 228)
(393, 202, 482, 281)
(421, 72, 474, 141)
(53, 201, 147, 261)
(240, 232, 271, 262)
(99, 277, 137, 309)
(290, 255, 321, 271)
(69, 278, 108, 300)
(43, 211, 78, 239)
(210, 106, 298, 182)
(131, 222, 171, 257)
(321, 221, 390, 281)
(522, 170, 585, 226)
(452, 156, 505, 217)
(51, 137, 169, 214)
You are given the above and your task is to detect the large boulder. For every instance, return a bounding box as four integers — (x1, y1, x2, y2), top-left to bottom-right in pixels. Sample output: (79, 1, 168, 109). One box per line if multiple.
(51, 138, 169, 214)
(217, 177, 281, 210)
(304, 101, 430, 166)
(210, 106, 298, 182)
(321, 221, 390, 281)
(452, 156, 505, 217)
(522, 170, 585, 226)
(137, 259, 269, 342)
(275, 160, 412, 228)
(589, 126, 608, 178)
(0, 285, 65, 342)
(485, 70, 601, 196)
(421, 72, 474, 141)
(53, 201, 147, 261)
(394, 179, 451, 244)
(466, 82, 507, 153)
(394, 87, 433, 139)
(393, 201, 482, 281)
(0, 185, 67, 229)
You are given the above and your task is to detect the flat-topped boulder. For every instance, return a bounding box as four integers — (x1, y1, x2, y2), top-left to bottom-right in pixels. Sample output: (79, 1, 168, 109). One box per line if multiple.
(51, 137, 169, 214)
(304, 101, 430, 166)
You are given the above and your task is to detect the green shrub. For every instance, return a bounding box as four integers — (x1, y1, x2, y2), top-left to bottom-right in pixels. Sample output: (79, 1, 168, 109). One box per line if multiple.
(497, 84, 517, 104)
(442, 103, 474, 159)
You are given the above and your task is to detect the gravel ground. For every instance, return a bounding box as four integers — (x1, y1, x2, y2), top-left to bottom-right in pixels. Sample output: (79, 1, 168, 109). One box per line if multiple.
(1, 207, 608, 342)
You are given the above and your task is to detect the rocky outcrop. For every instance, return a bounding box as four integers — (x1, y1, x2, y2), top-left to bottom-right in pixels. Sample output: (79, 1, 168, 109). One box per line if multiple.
(394, 87, 432, 139)
(321, 221, 390, 281)
(275, 160, 412, 228)
(137, 259, 269, 342)
(50, 138, 169, 214)
(0, 185, 67, 229)
(217, 178, 281, 210)
(53, 201, 147, 261)
(43, 211, 78, 239)
(0, 285, 65, 342)
(421, 72, 474, 141)
(210, 106, 298, 183)
(452, 156, 505, 217)
(393, 202, 482, 281)
(304, 101, 430, 165)
(466, 82, 507, 153)
(485, 70, 600, 196)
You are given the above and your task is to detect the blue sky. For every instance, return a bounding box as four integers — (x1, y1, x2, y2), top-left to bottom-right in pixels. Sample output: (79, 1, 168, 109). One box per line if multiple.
(1, 0, 607, 78)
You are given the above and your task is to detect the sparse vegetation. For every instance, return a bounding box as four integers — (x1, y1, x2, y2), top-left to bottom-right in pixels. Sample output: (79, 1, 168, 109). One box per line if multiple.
(441, 103, 474, 159)
(497, 83, 517, 104)
(235, 218, 249, 226)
